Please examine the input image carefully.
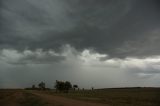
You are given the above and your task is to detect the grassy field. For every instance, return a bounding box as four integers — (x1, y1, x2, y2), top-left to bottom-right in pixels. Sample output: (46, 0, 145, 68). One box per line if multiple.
(48, 88, 160, 106)
(0, 89, 47, 106)
(0, 88, 160, 106)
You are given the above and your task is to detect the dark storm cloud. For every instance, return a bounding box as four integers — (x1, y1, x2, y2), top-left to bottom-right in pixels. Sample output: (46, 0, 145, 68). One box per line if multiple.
(12, 52, 65, 65)
(0, 0, 160, 58)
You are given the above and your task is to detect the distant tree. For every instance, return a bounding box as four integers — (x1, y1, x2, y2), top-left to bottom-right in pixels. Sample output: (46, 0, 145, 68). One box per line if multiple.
(55, 80, 64, 91)
(38, 82, 45, 90)
(64, 81, 72, 92)
(73, 85, 78, 90)
(32, 85, 36, 89)
(55, 80, 72, 93)
(91, 87, 94, 91)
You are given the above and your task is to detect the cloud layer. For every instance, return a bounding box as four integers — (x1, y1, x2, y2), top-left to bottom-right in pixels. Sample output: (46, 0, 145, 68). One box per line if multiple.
(0, 49, 65, 65)
(0, 0, 160, 88)
(0, 0, 160, 58)
(0, 45, 160, 88)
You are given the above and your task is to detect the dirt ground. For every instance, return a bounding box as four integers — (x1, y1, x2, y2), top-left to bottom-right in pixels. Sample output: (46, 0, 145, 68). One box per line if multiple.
(32, 91, 108, 106)
(0, 90, 24, 106)
(0, 90, 108, 106)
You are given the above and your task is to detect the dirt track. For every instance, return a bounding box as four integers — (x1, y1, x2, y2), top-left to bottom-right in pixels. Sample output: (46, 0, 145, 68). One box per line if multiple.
(0, 90, 108, 106)
(32, 91, 108, 106)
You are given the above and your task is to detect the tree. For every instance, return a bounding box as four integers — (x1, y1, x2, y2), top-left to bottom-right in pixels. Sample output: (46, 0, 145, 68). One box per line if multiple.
(55, 80, 72, 93)
(32, 85, 36, 90)
(55, 80, 64, 91)
(91, 87, 94, 91)
(64, 81, 72, 92)
(73, 85, 78, 90)
(38, 82, 45, 90)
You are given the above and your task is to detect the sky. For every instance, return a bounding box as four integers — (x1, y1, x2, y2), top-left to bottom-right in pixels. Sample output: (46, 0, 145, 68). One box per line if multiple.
(0, 0, 160, 89)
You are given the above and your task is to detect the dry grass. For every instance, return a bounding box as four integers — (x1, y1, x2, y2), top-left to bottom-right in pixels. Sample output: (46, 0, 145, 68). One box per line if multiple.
(49, 88, 160, 106)
(0, 89, 47, 106)
(0, 88, 160, 106)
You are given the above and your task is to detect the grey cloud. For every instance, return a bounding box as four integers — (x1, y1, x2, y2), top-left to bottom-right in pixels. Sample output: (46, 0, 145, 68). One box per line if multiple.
(126, 67, 160, 77)
(1, 0, 160, 58)
(14, 54, 65, 65)
(122, 63, 160, 78)
(1, 0, 160, 88)
(0, 49, 65, 65)
(0, 45, 160, 88)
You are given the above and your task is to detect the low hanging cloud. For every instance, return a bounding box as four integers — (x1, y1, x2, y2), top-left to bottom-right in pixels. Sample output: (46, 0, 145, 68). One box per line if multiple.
(0, 45, 160, 88)
(1, 45, 160, 78)
(0, 49, 65, 65)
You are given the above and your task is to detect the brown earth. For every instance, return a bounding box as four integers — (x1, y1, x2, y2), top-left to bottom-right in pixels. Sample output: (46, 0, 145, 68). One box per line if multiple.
(32, 91, 108, 106)
(0, 90, 24, 106)
(0, 90, 108, 106)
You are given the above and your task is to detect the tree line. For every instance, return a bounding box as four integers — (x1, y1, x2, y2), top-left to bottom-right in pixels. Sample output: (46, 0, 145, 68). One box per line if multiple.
(25, 80, 80, 93)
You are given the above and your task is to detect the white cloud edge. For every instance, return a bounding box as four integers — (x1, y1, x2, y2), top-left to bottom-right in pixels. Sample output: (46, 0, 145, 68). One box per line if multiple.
(0, 45, 160, 77)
